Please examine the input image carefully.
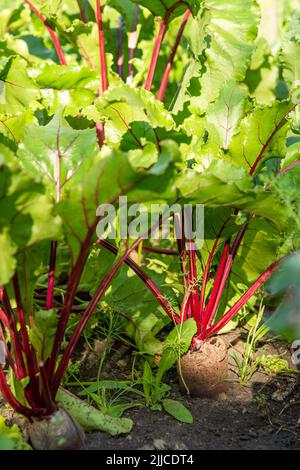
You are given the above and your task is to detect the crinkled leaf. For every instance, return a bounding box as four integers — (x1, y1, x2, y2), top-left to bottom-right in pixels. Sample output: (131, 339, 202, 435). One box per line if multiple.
(176, 160, 253, 205)
(190, 0, 259, 112)
(128, 142, 158, 170)
(206, 81, 247, 149)
(281, 12, 300, 88)
(0, 56, 40, 113)
(171, 58, 200, 114)
(177, 158, 287, 225)
(0, 109, 36, 143)
(280, 12, 300, 128)
(0, 163, 61, 285)
(18, 112, 98, 200)
(229, 102, 291, 171)
(233, 219, 279, 283)
(56, 146, 177, 263)
(35, 64, 97, 115)
(0, 417, 31, 450)
(85, 84, 175, 144)
(35, 64, 96, 89)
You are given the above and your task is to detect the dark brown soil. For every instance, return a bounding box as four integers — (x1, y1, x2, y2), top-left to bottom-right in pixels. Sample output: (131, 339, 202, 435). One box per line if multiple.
(85, 393, 300, 450)
(84, 332, 300, 450)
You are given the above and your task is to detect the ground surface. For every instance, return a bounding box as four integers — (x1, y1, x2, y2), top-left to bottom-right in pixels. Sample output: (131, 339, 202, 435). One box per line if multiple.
(85, 394, 300, 450)
(1, 331, 299, 450)
(84, 333, 300, 450)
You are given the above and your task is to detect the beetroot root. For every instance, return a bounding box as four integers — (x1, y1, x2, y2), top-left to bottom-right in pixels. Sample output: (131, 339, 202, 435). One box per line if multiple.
(28, 407, 85, 450)
(179, 337, 228, 398)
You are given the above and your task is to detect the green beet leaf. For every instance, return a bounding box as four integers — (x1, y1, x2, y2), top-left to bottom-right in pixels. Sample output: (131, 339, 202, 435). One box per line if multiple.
(156, 318, 197, 386)
(162, 399, 193, 424)
(177, 0, 259, 113)
(0, 56, 40, 113)
(0, 162, 61, 285)
(30, 309, 58, 364)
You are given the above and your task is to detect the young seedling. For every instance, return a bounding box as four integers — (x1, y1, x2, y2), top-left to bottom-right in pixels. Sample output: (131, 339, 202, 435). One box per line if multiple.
(231, 303, 269, 385)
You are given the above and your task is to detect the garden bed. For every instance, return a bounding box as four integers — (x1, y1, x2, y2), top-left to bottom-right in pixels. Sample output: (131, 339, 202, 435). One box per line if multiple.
(1, 329, 299, 450)
(76, 331, 300, 450)
(85, 392, 300, 450)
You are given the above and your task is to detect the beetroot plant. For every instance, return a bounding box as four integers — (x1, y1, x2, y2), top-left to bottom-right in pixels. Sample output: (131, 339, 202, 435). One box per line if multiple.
(0, 0, 188, 446)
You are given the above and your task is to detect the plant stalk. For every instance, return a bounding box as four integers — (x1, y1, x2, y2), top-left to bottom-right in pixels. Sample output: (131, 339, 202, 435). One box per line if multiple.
(52, 215, 173, 393)
(0, 288, 26, 379)
(118, 17, 124, 79)
(98, 239, 179, 322)
(127, 5, 139, 83)
(144, 2, 188, 91)
(157, 9, 191, 101)
(24, 0, 67, 65)
(199, 260, 281, 340)
(95, 0, 109, 147)
(12, 274, 40, 406)
(0, 367, 44, 418)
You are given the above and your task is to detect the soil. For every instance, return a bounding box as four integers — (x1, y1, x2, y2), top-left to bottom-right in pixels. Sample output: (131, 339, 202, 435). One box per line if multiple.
(85, 394, 300, 450)
(83, 331, 300, 450)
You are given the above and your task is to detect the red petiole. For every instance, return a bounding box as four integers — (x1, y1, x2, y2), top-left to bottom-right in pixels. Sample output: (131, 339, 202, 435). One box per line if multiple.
(24, 0, 67, 65)
(145, 2, 190, 91)
(157, 9, 191, 101)
(95, 0, 109, 147)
